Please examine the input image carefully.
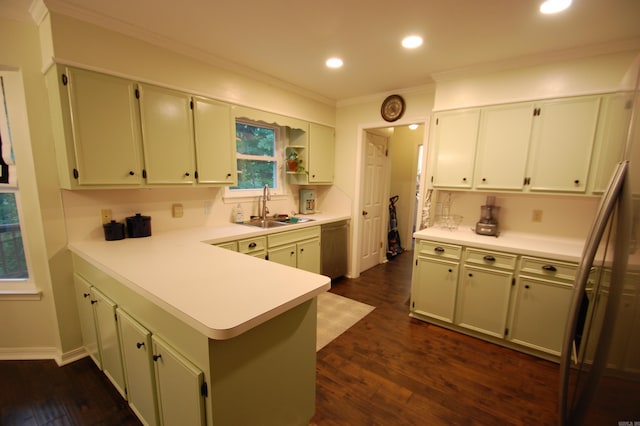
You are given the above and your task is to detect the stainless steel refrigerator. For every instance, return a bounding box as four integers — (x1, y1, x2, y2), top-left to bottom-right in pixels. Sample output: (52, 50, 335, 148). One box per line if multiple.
(559, 73, 640, 424)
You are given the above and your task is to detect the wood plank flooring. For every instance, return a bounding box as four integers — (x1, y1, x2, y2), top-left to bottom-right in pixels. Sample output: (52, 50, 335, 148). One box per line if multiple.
(311, 251, 559, 425)
(1, 251, 559, 425)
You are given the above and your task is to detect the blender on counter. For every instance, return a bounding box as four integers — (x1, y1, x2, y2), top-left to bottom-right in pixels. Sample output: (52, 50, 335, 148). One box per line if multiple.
(475, 196, 499, 236)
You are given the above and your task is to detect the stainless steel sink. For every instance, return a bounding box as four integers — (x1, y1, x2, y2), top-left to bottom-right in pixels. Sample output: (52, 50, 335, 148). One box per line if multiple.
(242, 217, 315, 228)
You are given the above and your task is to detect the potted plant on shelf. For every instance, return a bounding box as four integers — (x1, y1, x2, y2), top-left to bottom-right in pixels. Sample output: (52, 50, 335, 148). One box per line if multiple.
(286, 151, 304, 173)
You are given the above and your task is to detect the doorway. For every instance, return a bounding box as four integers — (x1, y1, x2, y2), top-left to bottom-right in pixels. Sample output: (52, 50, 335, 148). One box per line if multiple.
(357, 123, 427, 275)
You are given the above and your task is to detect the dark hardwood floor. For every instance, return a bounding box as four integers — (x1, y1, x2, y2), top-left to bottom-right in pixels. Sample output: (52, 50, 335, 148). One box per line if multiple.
(1, 251, 559, 425)
(311, 251, 559, 425)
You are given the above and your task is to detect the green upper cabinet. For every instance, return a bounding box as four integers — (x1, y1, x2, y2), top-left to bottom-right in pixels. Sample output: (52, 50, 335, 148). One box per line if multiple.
(589, 92, 634, 193)
(474, 103, 535, 191)
(48, 66, 144, 188)
(308, 123, 335, 184)
(526, 95, 601, 193)
(138, 84, 196, 185)
(192, 97, 237, 185)
(430, 109, 480, 189)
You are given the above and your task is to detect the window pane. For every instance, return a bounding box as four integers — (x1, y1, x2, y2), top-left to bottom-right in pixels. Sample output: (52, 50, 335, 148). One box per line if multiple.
(0, 193, 28, 280)
(232, 159, 276, 190)
(236, 123, 275, 156)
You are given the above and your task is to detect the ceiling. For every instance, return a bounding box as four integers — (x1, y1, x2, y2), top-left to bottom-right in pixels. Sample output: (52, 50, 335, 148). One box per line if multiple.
(4, 0, 640, 102)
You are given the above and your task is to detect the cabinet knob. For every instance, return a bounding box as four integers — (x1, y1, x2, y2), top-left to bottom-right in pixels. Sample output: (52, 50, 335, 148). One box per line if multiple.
(574, 179, 580, 185)
(226, 173, 232, 178)
(462, 177, 467, 182)
(542, 265, 557, 272)
(483, 255, 495, 262)
(83, 293, 90, 298)
(90, 300, 97, 305)
(448, 269, 453, 273)
(153, 354, 162, 362)
(468, 273, 473, 277)
(524, 284, 531, 289)
(129, 171, 135, 176)
(185, 172, 190, 177)
(300, 248, 304, 252)
(434, 247, 445, 253)
(482, 178, 487, 182)
(290, 251, 295, 256)
(248, 242, 257, 248)
(136, 342, 145, 349)
(362, 210, 368, 216)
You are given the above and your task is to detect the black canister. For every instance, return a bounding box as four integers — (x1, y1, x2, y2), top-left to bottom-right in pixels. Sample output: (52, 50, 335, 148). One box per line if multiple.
(126, 213, 152, 238)
(103, 220, 125, 241)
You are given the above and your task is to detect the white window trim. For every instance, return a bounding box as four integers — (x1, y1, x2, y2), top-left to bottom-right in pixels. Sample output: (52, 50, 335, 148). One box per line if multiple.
(224, 118, 287, 200)
(0, 69, 38, 298)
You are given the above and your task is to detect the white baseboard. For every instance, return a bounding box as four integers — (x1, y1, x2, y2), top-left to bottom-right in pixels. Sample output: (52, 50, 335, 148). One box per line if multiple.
(0, 346, 88, 366)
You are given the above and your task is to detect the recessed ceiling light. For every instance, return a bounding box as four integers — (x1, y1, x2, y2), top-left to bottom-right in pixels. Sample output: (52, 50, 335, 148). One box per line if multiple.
(402, 35, 423, 49)
(409, 124, 419, 130)
(540, 0, 572, 14)
(326, 57, 343, 68)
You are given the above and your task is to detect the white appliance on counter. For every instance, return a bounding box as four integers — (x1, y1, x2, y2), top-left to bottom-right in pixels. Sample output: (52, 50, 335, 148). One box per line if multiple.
(299, 189, 316, 214)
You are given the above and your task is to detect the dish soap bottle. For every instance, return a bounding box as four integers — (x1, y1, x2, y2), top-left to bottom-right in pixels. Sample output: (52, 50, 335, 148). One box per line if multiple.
(233, 203, 244, 224)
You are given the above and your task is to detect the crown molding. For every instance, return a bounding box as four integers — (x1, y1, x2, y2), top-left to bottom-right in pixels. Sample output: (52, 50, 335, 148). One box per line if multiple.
(42, 0, 336, 106)
(431, 38, 640, 83)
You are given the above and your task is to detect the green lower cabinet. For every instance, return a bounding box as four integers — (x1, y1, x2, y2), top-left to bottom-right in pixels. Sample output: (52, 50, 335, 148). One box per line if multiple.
(152, 336, 206, 426)
(117, 309, 159, 426)
(455, 265, 514, 339)
(507, 276, 574, 356)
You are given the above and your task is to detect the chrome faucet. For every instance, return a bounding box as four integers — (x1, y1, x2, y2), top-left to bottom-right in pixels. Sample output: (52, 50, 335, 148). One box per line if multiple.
(260, 184, 271, 221)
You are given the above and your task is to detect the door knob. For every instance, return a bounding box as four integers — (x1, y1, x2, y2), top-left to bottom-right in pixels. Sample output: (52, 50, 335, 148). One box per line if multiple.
(362, 210, 368, 216)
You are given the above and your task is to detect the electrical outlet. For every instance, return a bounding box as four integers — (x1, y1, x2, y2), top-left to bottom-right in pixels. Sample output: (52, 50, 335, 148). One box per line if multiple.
(532, 209, 543, 222)
(172, 203, 184, 218)
(100, 208, 112, 224)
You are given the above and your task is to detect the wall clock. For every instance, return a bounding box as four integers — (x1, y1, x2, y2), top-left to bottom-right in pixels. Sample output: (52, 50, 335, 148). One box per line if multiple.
(380, 94, 405, 122)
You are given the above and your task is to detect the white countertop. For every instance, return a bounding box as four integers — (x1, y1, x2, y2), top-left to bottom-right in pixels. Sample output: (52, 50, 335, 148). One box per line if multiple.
(69, 214, 349, 341)
(413, 227, 586, 262)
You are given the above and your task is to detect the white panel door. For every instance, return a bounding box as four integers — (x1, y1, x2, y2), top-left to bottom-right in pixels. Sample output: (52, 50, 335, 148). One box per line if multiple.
(359, 133, 388, 273)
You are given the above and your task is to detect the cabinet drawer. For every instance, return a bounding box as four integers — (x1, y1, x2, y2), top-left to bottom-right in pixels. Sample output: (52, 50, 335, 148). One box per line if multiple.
(238, 236, 266, 254)
(267, 226, 320, 248)
(416, 240, 461, 260)
(464, 248, 517, 270)
(519, 256, 578, 282)
(215, 241, 238, 252)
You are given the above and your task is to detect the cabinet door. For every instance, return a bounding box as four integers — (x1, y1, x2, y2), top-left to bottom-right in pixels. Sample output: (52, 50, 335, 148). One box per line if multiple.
(152, 336, 205, 426)
(117, 309, 158, 426)
(430, 109, 480, 188)
(297, 238, 321, 274)
(193, 97, 237, 185)
(66, 67, 143, 186)
(138, 84, 195, 184)
(308, 123, 335, 183)
(92, 288, 127, 399)
(527, 96, 601, 192)
(268, 243, 298, 269)
(411, 256, 459, 323)
(456, 265, 513, 338)
(73, 274, 101, 368)
(474, 103, 534, 190)
(508, 276, 573, 356)
(589, 92, 633, 193)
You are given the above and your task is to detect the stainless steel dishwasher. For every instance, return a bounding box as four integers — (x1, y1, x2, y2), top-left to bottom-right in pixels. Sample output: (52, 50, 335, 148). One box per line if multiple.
(321, 220, 348, 279)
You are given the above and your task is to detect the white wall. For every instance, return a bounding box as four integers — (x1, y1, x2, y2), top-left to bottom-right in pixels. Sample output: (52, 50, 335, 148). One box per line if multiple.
(423, 50, 640, 241)
(0, 16, 70, 360)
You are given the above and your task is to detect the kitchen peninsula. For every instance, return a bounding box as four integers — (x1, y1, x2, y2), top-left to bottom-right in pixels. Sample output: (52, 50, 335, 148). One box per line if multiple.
(69, 218, 337, 426)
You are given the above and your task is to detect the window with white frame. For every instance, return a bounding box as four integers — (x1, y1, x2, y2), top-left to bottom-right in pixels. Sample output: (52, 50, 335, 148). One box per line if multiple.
(228, 118, 284, 197)
(0, 73, 29, 285)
